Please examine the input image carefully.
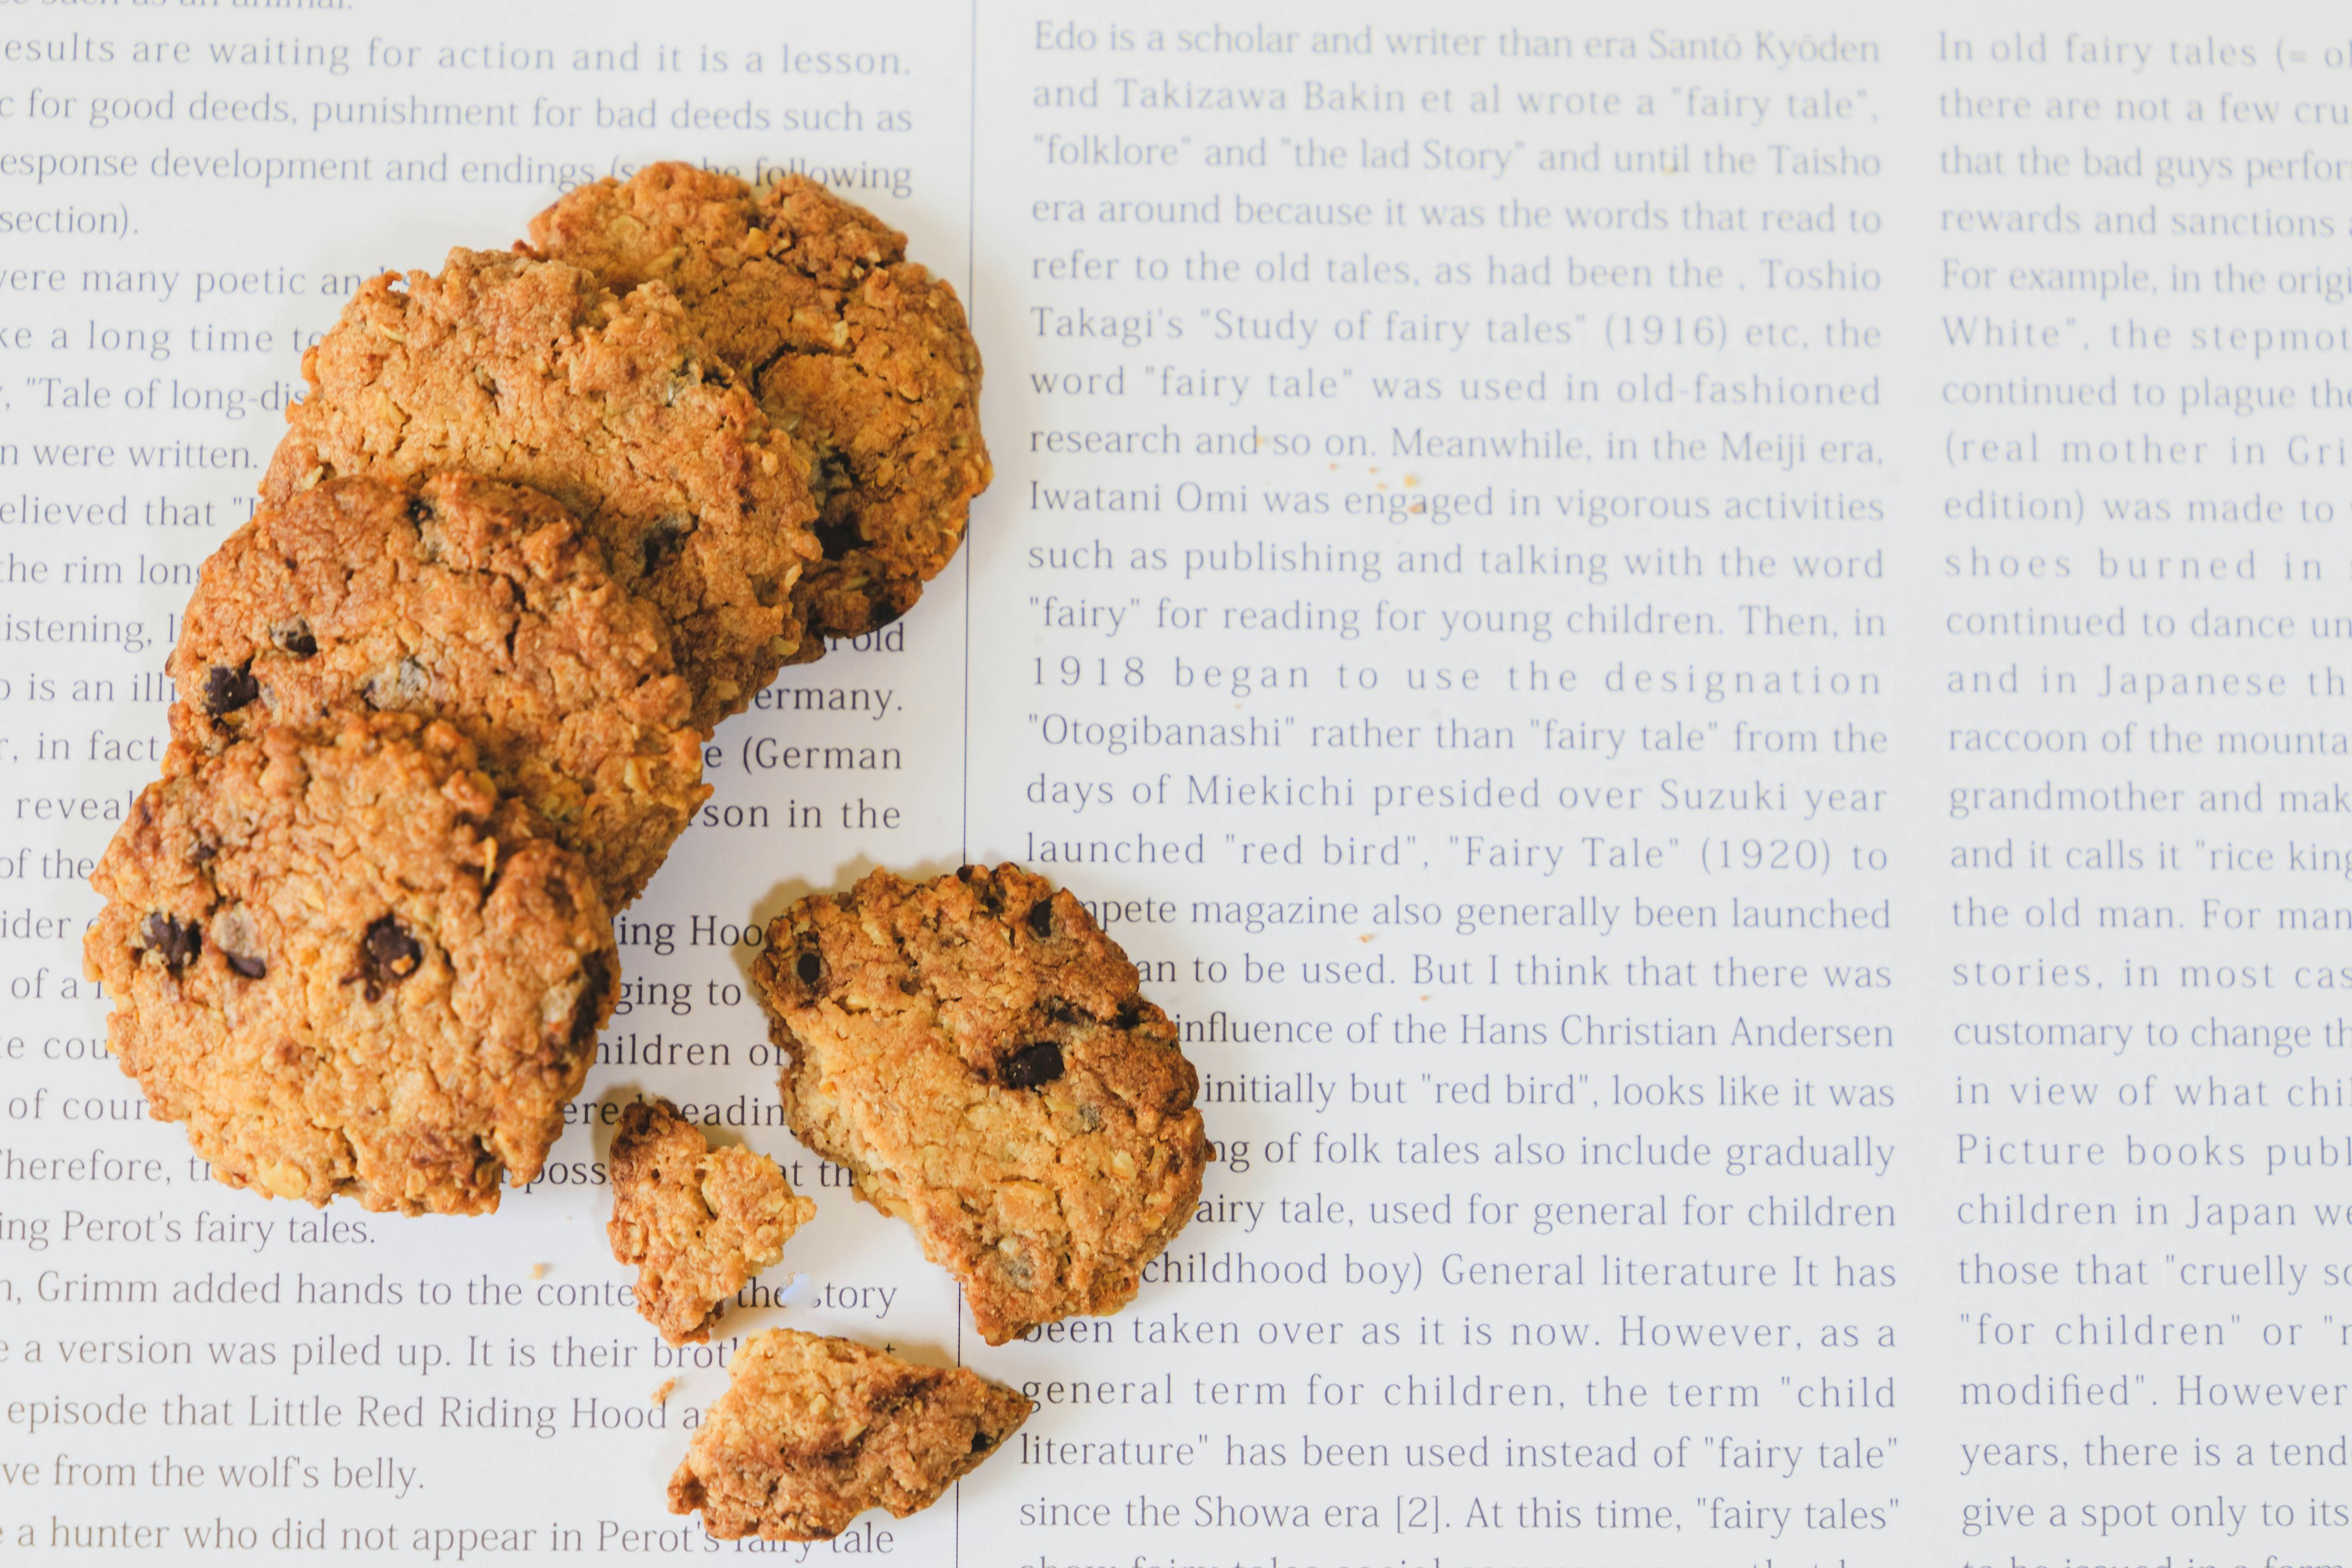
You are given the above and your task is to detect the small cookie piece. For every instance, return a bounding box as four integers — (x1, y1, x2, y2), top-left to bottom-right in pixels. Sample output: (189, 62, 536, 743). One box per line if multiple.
(83, 714, 617, 1215)
(668, 1329, 1031, 1540)
(530, 163, 990, 649)
(170, 474, 707, 907)
(262, 247, 820, 730)
(608, 1097, 815, 1345)
(753, 864, 1207, 1344)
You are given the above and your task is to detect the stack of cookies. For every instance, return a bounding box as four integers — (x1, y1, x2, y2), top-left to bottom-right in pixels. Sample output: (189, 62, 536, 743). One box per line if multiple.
(85, 165, 992, 1213)
(84, 167, 1213, 1544)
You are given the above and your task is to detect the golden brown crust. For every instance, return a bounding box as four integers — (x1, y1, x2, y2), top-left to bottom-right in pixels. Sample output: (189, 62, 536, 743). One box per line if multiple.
(260, 247, 819, 730)
(169, 474, 707, 907)
(529, 163, 989, 650)
(752, 864, 1207, 1344)
(667, 1329, 1031, 1540)
(83, 714, 617, 1215)
(608, 1097, 814, 1346)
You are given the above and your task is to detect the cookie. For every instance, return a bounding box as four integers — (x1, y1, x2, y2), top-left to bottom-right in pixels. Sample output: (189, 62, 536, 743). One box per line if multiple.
(608, 1096, 815, 1346)
(668, 1328, 1031, 1540)
(169, 474, 707, 907)
(753, 864, 1207, 1344)
(83, 713, 618, 1215)
(260, 247, 820, 730)
(529, 163, 990, 649)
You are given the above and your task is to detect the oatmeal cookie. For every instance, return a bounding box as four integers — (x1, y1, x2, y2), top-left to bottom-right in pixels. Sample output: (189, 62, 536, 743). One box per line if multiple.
(668, 1328, 1031, 1540)
(260, 247, 819, 729)
(170, 473, 706, 907)
(83, 713, 617, 1215)
(529, 163, 989, 647)
(752, 864, 1207, 1344)
(608, 1097, 815, 1346)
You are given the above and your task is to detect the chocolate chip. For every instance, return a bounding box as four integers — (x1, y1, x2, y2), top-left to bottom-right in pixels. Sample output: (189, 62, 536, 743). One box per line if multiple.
(140, 913, 202, 972)
(225, 951, 266, 980)
(969, 1431, 994, 1454)
(794, 949, 823, 986)
(362, 915, 422, 992)
(203, 662, 258, 715)
(1000, 1041, 1064, 1090)
(1114, 1001, 1143, 1030)
(1026, 899, 1054, 939)
(274, 619, 317, 657)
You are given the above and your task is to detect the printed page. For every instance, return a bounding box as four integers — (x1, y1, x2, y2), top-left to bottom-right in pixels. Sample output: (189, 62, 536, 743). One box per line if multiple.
(4, 1, 2349, 1561)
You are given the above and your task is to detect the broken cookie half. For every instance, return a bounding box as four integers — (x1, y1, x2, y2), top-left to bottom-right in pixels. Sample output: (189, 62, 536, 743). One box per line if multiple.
(753, 863, 1210, 1344)
(608, 1097, 815, 1344)
(668, 1329, 1031, 1540)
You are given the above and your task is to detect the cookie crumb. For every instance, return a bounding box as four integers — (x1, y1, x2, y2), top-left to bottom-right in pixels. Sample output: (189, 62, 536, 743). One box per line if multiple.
(608, 1098, 814, 1345)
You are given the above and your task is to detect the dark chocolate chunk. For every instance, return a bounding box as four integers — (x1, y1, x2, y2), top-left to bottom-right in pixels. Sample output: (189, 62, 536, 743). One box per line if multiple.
(140, 913, 202, 972)
(362, 915, 423, 990)
(794, 949, 823, 986)
(204, 663, 259, 715)
(1000, 1041, 1064, 1090)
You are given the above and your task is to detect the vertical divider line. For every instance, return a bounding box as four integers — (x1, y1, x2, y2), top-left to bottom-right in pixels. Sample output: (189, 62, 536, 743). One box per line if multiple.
(960, 0, 979, 877)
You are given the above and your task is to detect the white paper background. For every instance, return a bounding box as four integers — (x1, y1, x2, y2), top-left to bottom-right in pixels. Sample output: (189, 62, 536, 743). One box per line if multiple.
(4, 2, 2348, 1561)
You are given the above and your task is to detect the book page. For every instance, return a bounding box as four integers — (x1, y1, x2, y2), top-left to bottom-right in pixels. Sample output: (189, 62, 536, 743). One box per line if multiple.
(3, 0, 2345, 1560)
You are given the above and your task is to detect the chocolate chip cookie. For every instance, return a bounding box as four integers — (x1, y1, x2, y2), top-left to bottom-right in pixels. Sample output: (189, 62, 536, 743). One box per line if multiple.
(260, 247, 819, 729)
(83, 713, 617, 1215)
(529, 163, 990, 649)
(668, 1328, 1031, 1540)
(752, 864, 1207, 1344)
(170, 474, 706, 908)
(608, 1096, 815, 1346)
